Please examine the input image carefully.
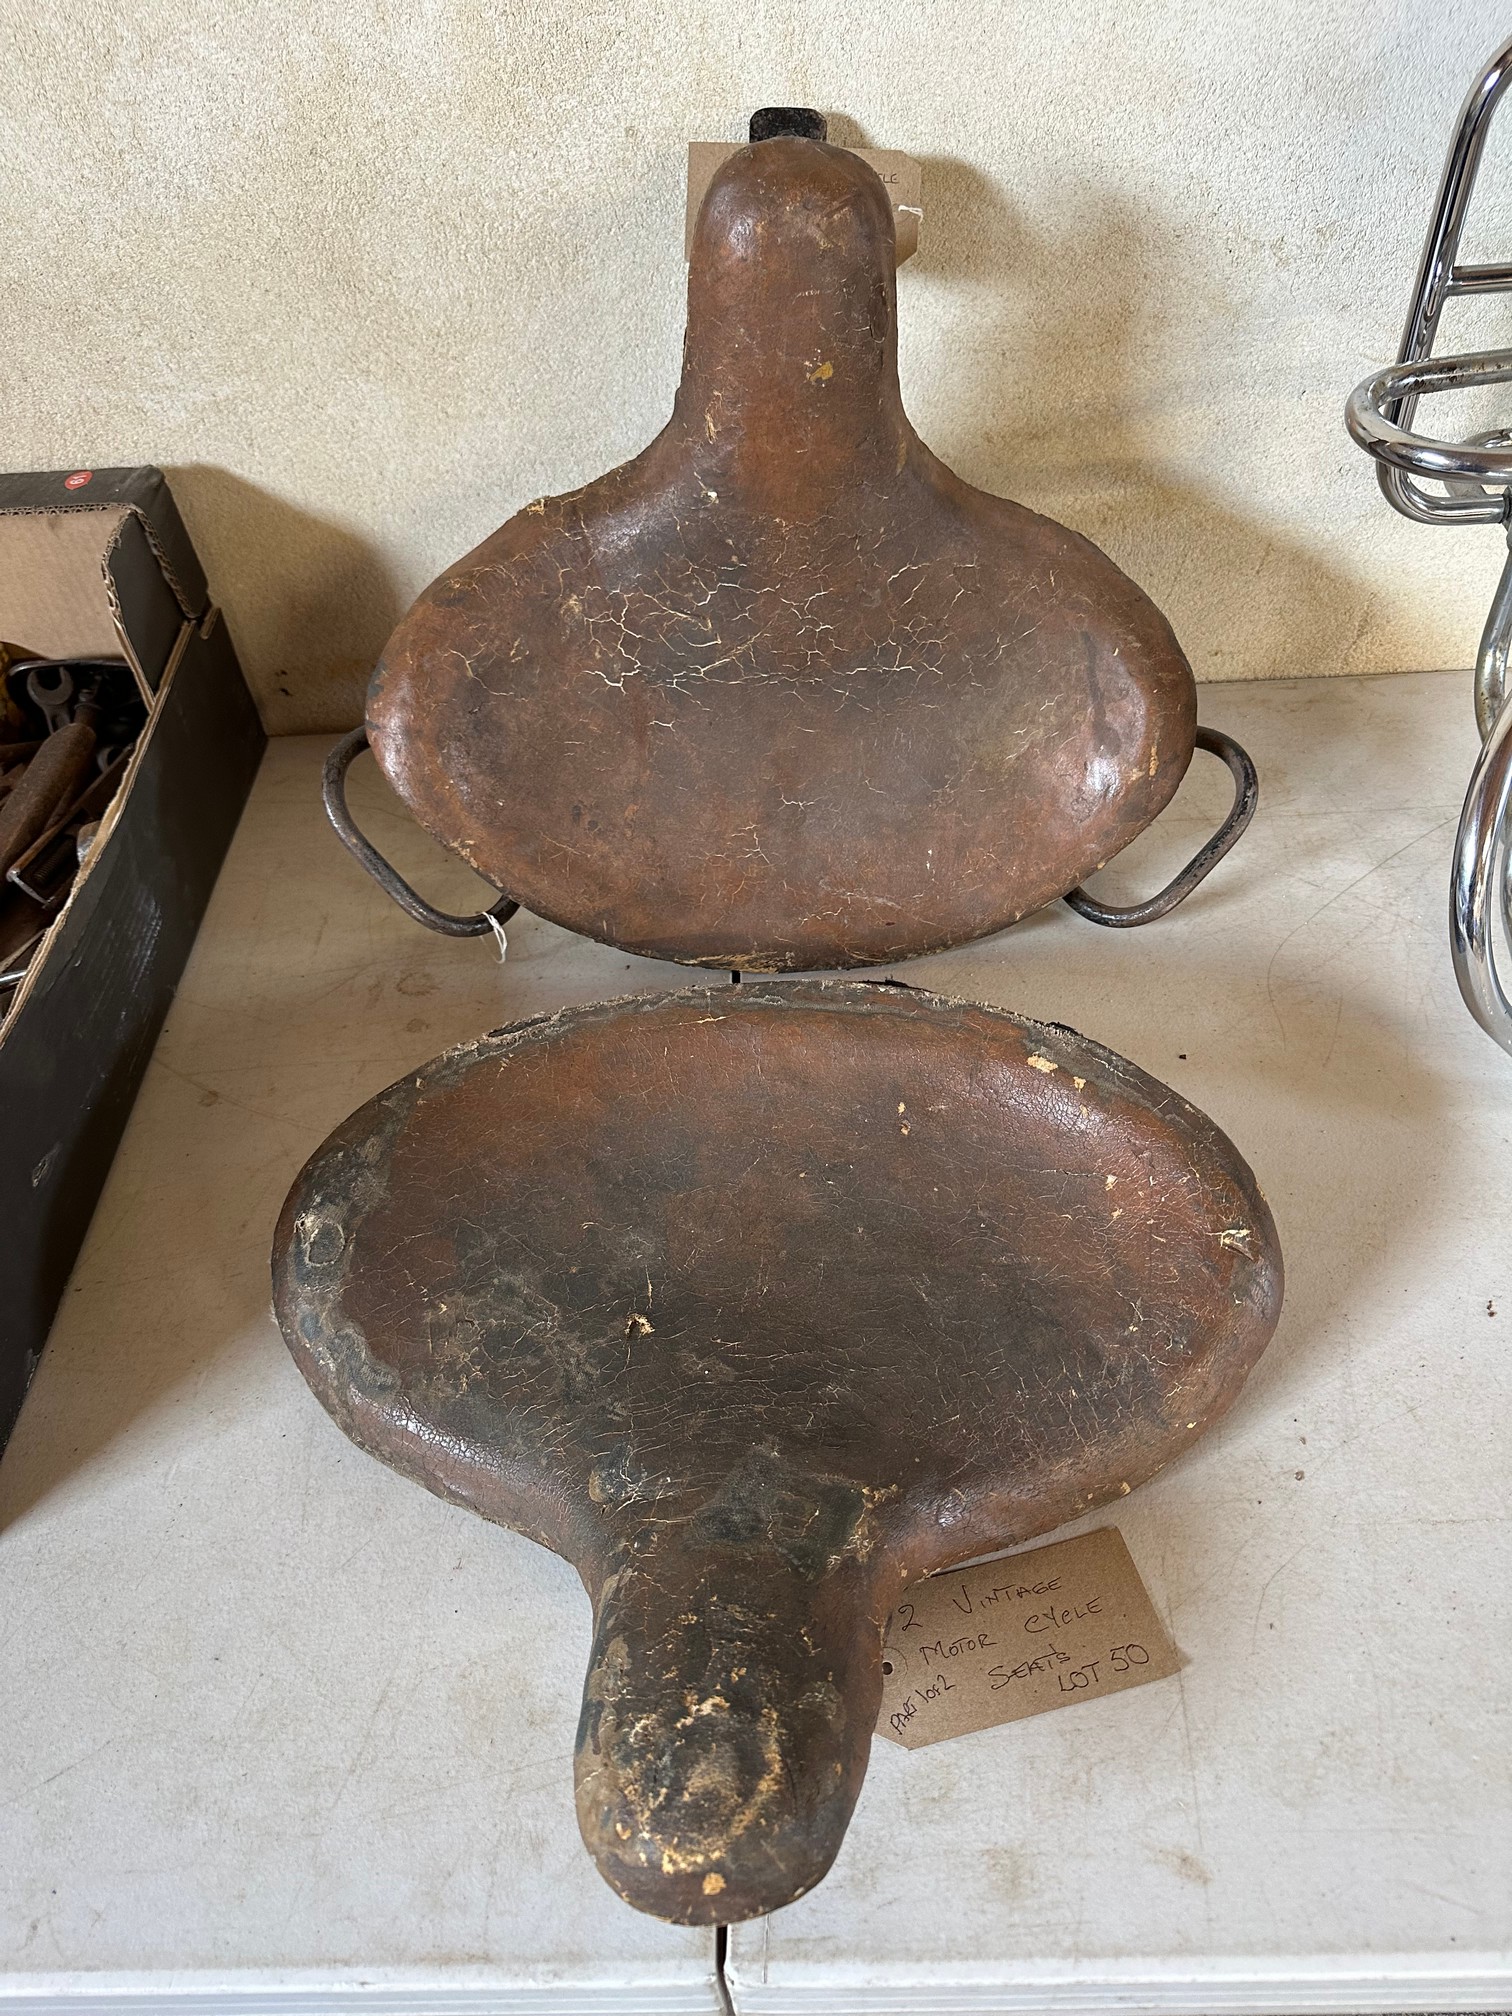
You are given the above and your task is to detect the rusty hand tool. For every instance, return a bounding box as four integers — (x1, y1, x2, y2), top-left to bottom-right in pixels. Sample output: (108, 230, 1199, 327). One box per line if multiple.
(25, 662, 77, 734)
(0, 696, 99, 881)
(5, 749, 131, 907)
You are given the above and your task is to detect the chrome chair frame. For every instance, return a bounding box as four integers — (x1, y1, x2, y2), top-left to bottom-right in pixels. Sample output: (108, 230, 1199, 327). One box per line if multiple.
(1346, 32, 1512, 1056)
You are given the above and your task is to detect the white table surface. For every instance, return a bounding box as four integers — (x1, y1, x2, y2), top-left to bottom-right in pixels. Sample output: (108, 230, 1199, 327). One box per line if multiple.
(0, 737, 723, 2013)
(726, 672, 1512, 2014)
(1, 672, 1508, 2013)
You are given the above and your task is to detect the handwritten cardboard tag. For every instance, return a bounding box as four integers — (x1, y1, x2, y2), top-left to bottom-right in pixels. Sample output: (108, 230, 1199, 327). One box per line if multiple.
(877, 1528, 1179, 1748)
(686, 143, 922, 263)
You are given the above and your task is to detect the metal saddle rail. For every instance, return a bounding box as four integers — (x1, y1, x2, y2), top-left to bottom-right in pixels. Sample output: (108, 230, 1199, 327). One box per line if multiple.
(324, 720, 1258, 946)
(1345, 31, 1512, 1055)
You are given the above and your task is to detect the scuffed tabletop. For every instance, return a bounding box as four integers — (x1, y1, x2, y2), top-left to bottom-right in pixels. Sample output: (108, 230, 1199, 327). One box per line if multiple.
(0, 671, 1507, 2010)
(731, 670, 1512, 2014)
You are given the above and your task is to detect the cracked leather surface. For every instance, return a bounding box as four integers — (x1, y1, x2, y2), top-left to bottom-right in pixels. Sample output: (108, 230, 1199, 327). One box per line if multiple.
(368, 136, 1197, 969)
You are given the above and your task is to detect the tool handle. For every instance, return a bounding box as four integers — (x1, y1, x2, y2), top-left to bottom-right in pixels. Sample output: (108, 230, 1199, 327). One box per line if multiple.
(0, 717, 98, 879)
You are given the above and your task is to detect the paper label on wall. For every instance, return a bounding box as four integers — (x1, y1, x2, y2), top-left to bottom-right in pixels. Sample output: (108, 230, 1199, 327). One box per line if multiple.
(876, 1528, 1179, 1749)
(686, 143, 922, 263)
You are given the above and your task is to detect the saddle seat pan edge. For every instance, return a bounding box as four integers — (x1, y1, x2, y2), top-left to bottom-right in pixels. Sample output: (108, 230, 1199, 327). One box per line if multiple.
(271, 979, 1284, 1924)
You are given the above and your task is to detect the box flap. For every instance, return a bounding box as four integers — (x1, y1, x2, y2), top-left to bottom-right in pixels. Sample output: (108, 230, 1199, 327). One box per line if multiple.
(0, 467, 207, 697)
(0, 467, 207, 617)
(0, 508, 131, 660)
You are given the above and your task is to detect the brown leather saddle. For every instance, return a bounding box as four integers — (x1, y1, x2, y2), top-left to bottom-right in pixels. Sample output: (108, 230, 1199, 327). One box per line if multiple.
(278, 117, 1282, 1927)
(325, 116, 1255, 967)
(275, 981, 1282, 1923)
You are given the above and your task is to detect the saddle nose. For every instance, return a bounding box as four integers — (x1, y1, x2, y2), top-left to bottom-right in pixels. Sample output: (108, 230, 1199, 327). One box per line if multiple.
(574, 1526, 882, 1923)
(678, 132, 906, 511)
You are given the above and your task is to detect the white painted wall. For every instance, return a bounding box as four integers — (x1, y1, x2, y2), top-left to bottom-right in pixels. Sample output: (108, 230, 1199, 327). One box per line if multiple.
(6, 0, 1512, 730)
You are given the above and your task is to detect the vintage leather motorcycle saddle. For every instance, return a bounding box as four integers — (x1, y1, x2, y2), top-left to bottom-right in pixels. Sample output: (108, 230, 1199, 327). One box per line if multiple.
(274, 981, 1282, 1923)
(328, 117, 1254, 967)
(283, 116, 1280, 1927)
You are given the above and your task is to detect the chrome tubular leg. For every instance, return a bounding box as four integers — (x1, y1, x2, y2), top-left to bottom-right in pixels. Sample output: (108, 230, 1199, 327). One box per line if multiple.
(1451, 680, 1512, 1054)
(1346, 31, 1512, 1056)
(1375, 34, 1512, 525)
(1474, 531, 1512, 740)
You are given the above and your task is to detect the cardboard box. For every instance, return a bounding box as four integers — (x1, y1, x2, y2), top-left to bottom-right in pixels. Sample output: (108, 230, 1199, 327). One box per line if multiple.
(0, 467, 265, 1453)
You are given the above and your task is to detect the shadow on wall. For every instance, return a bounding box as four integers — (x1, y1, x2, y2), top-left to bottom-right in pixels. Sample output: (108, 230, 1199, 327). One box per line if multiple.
(172, 136, 1370, 734)
(896, 154, 1365, 684)
(167, 465, 403, 737)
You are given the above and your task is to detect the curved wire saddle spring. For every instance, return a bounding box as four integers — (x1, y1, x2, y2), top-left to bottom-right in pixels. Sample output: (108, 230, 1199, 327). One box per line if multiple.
(325, 722, 1256, 948)
(322, 728, 518, 939)
(1065, 725, 1257, 926)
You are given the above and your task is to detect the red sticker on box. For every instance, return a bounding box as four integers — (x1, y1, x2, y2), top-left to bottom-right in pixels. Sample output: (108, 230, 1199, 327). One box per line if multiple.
(63, 470, 93, 490)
